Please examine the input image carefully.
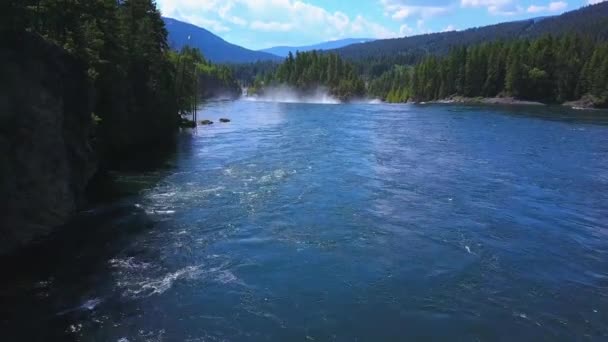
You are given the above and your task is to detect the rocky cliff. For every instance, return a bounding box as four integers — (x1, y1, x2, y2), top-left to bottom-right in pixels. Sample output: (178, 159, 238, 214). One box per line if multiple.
(0, 33, 97, 254)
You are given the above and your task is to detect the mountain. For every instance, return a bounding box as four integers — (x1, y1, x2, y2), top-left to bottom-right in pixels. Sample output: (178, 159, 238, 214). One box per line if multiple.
(260, 38, 375, 57)
(334, 2, 608, 61)
(163, 18, 281, 63)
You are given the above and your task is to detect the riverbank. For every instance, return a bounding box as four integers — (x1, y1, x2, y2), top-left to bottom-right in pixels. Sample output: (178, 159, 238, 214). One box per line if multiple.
(428, 95, 607, 110)
(562, 95, 608, 110)
(430, 96, 545, 106)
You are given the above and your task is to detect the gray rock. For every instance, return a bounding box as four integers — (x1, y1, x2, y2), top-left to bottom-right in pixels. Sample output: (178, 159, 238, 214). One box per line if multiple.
(0, 33, 97, 254)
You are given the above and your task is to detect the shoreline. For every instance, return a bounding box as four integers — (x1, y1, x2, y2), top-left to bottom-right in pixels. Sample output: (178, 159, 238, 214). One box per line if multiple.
(429, 96, 545, 106)
(423, 96, 606, 110)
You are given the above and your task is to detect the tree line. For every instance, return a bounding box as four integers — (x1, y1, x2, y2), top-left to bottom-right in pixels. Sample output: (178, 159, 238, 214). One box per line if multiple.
(368, 34, 608, 106)
(336, 2, 608, 63)
(249, 51, 365, 100)
(5, 0, 240, 160)
(169, 46, 240, 115)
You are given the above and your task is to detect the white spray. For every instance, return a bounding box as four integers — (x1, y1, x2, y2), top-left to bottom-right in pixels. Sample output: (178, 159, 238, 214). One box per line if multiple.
(245, 85, 341, 104)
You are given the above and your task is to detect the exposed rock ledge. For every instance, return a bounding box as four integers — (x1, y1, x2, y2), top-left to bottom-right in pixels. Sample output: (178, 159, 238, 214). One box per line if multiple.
(0, 33, 97, 254)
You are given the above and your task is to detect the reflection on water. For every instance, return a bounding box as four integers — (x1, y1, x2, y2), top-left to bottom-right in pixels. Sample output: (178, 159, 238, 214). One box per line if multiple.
(1, 101, 608, 341)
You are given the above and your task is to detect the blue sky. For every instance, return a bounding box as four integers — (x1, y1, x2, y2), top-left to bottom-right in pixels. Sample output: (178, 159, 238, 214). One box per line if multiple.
(156, 0, 605, 50)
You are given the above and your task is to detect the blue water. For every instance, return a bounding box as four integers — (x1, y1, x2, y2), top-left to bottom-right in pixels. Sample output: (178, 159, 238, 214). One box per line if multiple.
(2, 101, 608, 341)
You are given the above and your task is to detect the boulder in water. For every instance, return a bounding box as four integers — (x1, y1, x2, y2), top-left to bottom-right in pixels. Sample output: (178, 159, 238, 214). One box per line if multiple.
(219, 118, 231, 123)
(200, 119, 214, 125)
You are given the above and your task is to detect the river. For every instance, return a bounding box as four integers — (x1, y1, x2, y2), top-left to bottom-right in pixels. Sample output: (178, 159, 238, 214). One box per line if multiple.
(2, 100, 608, 341)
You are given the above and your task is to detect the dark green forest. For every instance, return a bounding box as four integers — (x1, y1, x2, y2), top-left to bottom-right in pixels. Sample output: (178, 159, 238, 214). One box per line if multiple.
(248, 51, 365, 100)
(335, 2, 608, 63)
(169, 46, 240, 114)
(236, 33, 608, 106)
(5, 0, 239, 160)
(368, 35, 608, 105)
(232, 3, 608, 106)
(7, 0, 178, 156)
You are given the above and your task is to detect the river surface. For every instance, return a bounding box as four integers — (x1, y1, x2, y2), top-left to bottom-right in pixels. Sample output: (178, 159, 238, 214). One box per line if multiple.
(2, 101, 608, 341)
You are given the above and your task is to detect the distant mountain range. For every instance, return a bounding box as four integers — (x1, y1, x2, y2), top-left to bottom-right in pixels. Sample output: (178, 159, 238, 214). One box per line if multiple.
(163, 17, 374, 63)
(163, 18, 281, 63)
(259, 38, 375, 57)
(163, 2, 608, 64)
(333, 2, 608, 60)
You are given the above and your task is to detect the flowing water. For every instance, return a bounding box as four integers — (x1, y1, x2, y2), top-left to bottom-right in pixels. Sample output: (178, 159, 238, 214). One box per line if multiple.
(2, 101, 608, 341)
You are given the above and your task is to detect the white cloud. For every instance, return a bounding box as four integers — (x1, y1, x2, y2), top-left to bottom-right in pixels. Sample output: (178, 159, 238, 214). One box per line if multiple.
(391, 6, 449, 20)
(399, 24, 414, 36)
(158, 0, 400, 40)
(351, 15, 398, 38)
(217, 2, 248, 26)
(442, 24, 456, 32)
(527, 1, 567, 13)
(587, 0, 606, 4)
(527, 5, 544, 12)
(460, 0, 523, 15)
(460, 0, 511, 7)
(382, 0, 450, 20)
(181, 15, 231, 32)
(250, 20, 293, 31)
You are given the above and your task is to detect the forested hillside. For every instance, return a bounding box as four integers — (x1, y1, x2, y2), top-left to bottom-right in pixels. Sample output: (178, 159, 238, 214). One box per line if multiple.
(337, 2, 608, 77)
(260, 38, 375, 57)
(369, 35, 608, 106)
(163, 17, 281, 63)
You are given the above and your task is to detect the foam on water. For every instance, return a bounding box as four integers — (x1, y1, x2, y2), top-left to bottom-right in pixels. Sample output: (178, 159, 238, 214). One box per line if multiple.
(57, 298, 103, 316)
(7, 100, 608, 341)
(111, 256, 244, 299)
(118, 265, 204, 298)
(245, 85, 340, 104)
(79, 298, 102, 311)
(109, 257, 152, 270)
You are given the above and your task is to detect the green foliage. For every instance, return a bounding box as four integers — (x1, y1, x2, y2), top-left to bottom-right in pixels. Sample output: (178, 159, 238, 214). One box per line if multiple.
(169, 46, 240, 114)
(368, 66, 410, 102)
(13, 0, 181, 155)
(369, 34, 608, 104)
(229, 61, 279, 87)
(10, 0, 238, 156)
(335, 3, 608, 63)
(259, 51, 365, 100)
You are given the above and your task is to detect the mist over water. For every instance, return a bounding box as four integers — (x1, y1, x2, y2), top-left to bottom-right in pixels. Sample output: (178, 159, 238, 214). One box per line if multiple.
(245, 85, 341, 104)
(244, 85, 383, 104)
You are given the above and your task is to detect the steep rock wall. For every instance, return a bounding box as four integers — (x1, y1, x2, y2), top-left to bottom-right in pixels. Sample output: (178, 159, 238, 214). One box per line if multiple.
(0, 33, 97, 254)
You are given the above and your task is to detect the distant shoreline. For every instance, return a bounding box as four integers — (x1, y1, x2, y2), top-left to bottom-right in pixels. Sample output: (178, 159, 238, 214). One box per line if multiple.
(419, 96, 606, 110)
(428, 96, 545, 106)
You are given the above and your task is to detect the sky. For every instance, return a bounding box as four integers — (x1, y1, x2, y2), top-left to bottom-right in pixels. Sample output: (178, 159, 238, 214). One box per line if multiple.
(156, 0, 606, 50)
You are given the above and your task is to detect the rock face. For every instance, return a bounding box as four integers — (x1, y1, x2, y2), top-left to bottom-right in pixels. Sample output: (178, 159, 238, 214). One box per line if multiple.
(0, 33, 97, 254)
